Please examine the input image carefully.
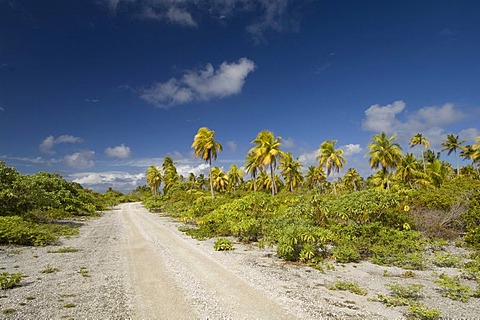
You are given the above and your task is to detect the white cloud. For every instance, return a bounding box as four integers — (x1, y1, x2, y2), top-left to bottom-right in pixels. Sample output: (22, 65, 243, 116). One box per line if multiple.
(283, 137, 295, 149)
(342, 144, 363, 156)
(417, 103, 465, 126)
(166, 7, 197, 27)
(176, 163, 210, 178)
(70, 171, 145, 193)
(0, 106, 4, 111)
(246, 0, 290, 43)
(105, 144, 132, 159)
(141, 58, 256, 108)
(64, 151, 95, 169)
(298, 150, 318, 168)
(362, 101, 470, 149)
(362, 100, 406, 133)
(226, 140, 237, 152)
(39, 135, 83, 155)
(459, 128, 480, 144)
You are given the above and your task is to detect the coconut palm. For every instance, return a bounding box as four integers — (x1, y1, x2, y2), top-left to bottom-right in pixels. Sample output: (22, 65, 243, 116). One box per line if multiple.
(317, 140, 345, 195)
(211, 167, 229, 192)
(305, 166, 326, 190)
(191, 127, 223, 199)
(227, 164, 243, 192)
(409, 133, 430, 173)
(441, 134, 465, 176)
(244, 151, 260, 191)
(249, 130, 284, 195)
(366, 132, 403, 189)
(367, 170, 395, 190)
(427, 159, 452, 188)
(342, 168, 362, 191)
(146, 166, 162, 197)
(279, 152, 303, 192)
(162, 156, 179, 195)
(395, 153, 423, 188)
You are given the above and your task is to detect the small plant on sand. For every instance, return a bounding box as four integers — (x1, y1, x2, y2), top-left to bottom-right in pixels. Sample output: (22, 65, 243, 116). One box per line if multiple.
(63, 303, 76, 308)
(434, 273, 471, 302)
(213, 238, 233, 251)
(40, 265, 59, 274)
(432, 253, 460, 268)
(2, 308, 16, 314)
(408, 303, 441, 320)
(329, 281, 367, 296)
(0, 272, 22, 290)
(376, 282, 423, 307)
(78, 267, 90, 277)
(47, 247, 80, 254)
(402, 270, 416, 278)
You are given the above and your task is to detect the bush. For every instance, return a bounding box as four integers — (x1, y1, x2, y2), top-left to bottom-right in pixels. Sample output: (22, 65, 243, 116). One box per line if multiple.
(213, 238, 234, 251)
(0, 216, 78, 246)
(0, 272, 22, 289)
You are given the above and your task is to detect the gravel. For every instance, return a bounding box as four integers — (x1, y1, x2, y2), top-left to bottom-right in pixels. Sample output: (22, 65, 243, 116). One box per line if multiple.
(1, 202, 479, 319)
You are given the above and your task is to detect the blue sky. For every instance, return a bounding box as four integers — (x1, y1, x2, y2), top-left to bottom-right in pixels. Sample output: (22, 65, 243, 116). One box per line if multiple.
(1, 0, 479, 192)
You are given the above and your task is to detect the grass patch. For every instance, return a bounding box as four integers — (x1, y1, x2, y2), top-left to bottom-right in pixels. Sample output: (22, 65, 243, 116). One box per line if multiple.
(0, 272, 22, 290)
(408, 303, 441, 320)
(78, 267, 90, 277)
(434, 273, 471, 302)
(329, 281, 368, 296)
(39, 265, 59, 274)
(213, 238, 234, 251)
(47, 247, 80, 254)
(2, 308, 16, 314)
(375, 282, 423, 307)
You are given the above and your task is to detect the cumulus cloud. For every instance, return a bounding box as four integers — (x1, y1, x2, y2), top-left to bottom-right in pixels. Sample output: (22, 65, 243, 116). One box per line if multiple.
(362, 100, 406, 133)
(342, 144, 363, 156)
(176, 163, 210, 178)
(362, 101, 469, 149)
(226, 141, 237, 152)
(298, 150, 318, 168)
(141, 58, 256, 108)
(64, 151, 95, 169)
(70, 171, 145, 193)
(104, 144, 132, 159)
(283, 137, 295, 149)
(166, 7, 197, 27)
(39, 135, 83, 155)
(459, 128, 480, 144)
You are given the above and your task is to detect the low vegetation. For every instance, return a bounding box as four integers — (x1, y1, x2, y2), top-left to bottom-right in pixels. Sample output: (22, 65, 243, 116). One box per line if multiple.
(0, 272, 23, 290)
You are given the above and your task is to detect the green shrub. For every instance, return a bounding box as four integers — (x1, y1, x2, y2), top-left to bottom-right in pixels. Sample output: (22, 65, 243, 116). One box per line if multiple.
(0, 216, 78, 246)
(213, 238, 234, 251)
(0, 272, 22, 289)
(408, 303, 441, 320)
(376, 283, 423, 307)
(434, 273, 471, 302)
(329, 281, 367, 296)
(432, 252, 460, 268)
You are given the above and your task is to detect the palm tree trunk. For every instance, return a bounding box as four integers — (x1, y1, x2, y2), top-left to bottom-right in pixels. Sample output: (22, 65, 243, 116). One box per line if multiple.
(270, 163, 276, 196)
(333, 182, 337, 195)
(253, 172, 257, 192)
(455, 151, 460, 176)
(209, 158, 215, 199)
(421, 151, 426, 173)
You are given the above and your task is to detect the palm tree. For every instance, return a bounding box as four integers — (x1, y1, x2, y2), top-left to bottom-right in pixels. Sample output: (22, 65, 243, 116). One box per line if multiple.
(317, 140, 345, 195)
(191, 127, 223, 199)
(342, 168, 362, 191)
(409, 133, 430, 173)
(249, 130, 284, 195)
(211, 167, 229, 192)
(441, 134, 465, 176)
(146, 166, 162, 197)
(244, 151, 260, 191)
(227, 164, 243, 192)
(427, 158, 452, 188)
(395, 153, 423, 188)
(162, 156, 179, 195)
(462, 138, 480, 177)
(305, 166, 326, 190)
(279, 152, 303, 192)
(366, 132, 403, 189)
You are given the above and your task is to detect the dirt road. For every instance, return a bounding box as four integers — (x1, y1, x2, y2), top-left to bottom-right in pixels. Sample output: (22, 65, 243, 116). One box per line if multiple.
(121, 202, 294, 319)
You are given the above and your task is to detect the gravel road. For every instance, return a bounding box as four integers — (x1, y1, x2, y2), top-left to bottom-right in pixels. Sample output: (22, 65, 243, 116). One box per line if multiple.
(1, 203, 479, 319)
